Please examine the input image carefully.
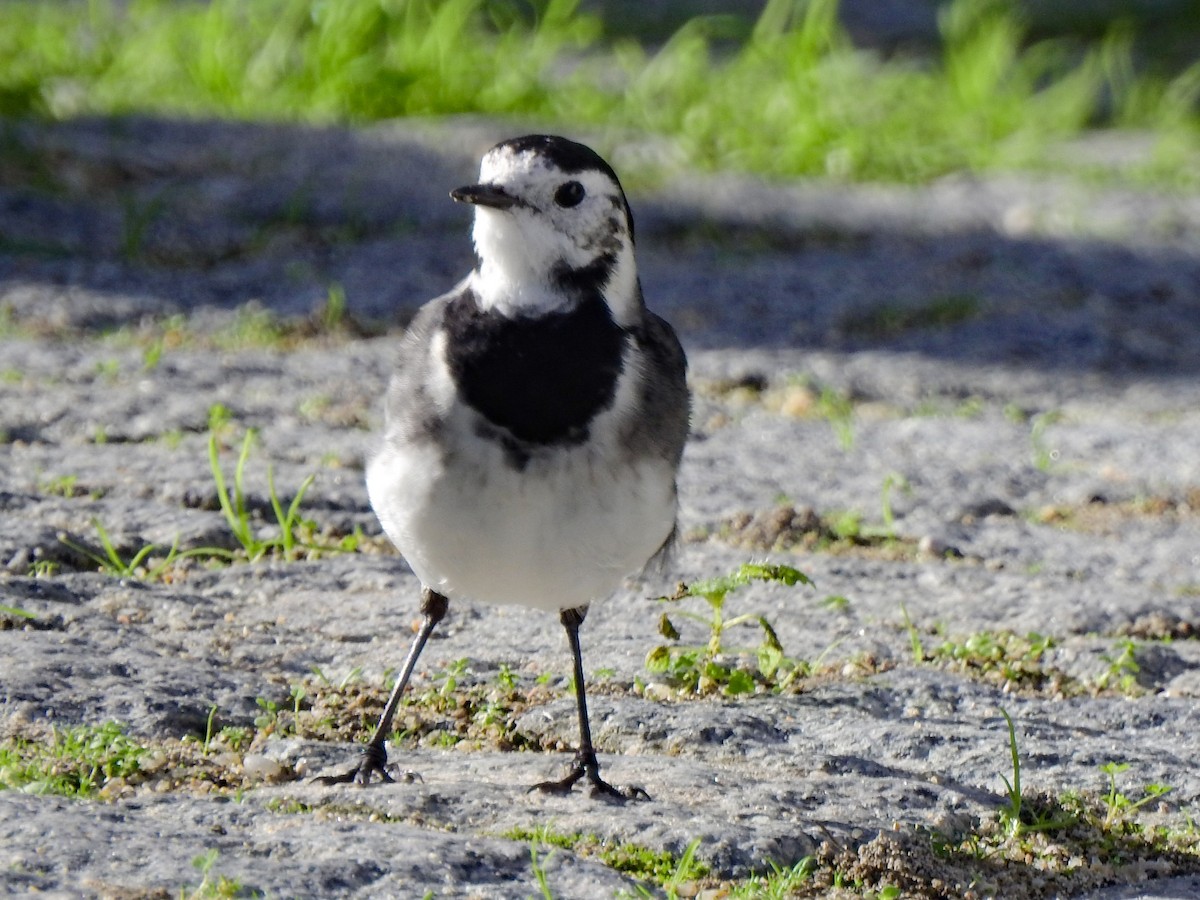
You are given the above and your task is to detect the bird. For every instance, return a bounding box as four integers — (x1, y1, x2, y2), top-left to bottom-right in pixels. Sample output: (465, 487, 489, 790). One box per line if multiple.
(320, 134, 689, 799)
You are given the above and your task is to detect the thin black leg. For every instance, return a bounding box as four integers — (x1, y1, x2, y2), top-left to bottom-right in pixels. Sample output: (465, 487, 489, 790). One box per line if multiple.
(530, 605, 650, 801)
(316, 588, 449, 786)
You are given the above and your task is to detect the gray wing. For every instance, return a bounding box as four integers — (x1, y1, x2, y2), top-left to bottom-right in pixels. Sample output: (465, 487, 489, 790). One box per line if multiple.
(633, 310, 690, 468)
(377, 283, 461, 449)
(631, 309, 690, 572)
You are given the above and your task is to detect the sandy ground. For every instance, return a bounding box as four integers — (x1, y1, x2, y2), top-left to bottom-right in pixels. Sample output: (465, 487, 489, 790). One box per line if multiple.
(1, 116, 1199, 897)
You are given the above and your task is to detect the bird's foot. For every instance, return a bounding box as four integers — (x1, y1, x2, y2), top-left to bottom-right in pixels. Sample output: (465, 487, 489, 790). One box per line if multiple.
(313, 743, 418, 786)
(587, 774, 651, 802)
(529, 754, 650, 802)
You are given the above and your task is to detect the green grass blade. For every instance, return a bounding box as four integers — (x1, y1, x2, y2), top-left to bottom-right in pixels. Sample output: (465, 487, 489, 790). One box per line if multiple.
(209, 428, 259, 556)
(142, 533, 182, 580)
(284, 473, 315, 530)
(208, 431, 238, 536)
(91, 518, 129, 573)
(266, 464, 289, 556)
(58, 522, 125, 575)
(900, 603, 925, 663)
(999, 706, 1023, 835)
(232, 429, 254, 542)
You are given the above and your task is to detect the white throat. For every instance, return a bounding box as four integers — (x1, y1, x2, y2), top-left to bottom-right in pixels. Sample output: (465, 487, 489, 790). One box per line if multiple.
(471, 209, 642, 324)
(470, 208, 563, 316)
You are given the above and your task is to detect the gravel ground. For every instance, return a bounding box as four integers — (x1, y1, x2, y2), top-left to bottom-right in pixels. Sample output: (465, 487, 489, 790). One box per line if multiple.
(1, 116, 1199, 898)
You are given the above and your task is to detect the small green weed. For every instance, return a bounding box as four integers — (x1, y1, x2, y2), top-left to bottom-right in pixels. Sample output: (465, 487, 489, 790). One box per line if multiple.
(954, 396, 985, 419)
(726, 856, 817, 898)
(507, 824, 581, 851)
(821, 594, 851, 613)
(265, 796, 315, 815)
(998, 707, 1025, 836)
(827, 509, 864, 541)
(411, 656, 472, 713)
(435, 657, 470, 697)
(0, 721, 145, 797)
(931, 629, 1063, 692)
(142, 337, 165, 371)
(659, 838, 708, 896)
(529, 842, 556, 900)
(1100, 762, 1173, 829)
(507, 826, 710, 896)
(879, 472, 910, 540)
(907, 610, 1153, 700)
(3, 721, 296, 800)
(93, 358, 121, 382)
(1095, 638, 1143, 695)
(899, 603, 926, 664)
(289, 684, 308, 737)
(212, 304, 289, 352)
(903, 605, 1075, 694)
(320, 282, 348, 332)
(27, 559, 60, 577)
(209, 429, 264, 559)
(207, 402, 234, 440)
(253, 696, 282, 734)
(184, 848, 254, 899)
(286, 658, 541, 753)
(310, 665, 364, 691)
(39, 474, 84, 498)
(207, 425, 341, 563)
(716, 504, 919, 559)
(425, 730, 463, 749)
(1004, 403, 1030, 425)
(496, 663, 518, 692)
(646, 563, 813, 696)
(83, 299, 370, 364)
(202, 704, 219, 753)
(996, 707, 1076, 838)
(816, 386, 855, 451)
(1030, 411, 1064, 472)
(217, 726, 252, 753)
(59, 518, 185, 580)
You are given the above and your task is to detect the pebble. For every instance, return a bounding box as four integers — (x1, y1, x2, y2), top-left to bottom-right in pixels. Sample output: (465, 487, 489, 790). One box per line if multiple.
(242, 754, 282, 779)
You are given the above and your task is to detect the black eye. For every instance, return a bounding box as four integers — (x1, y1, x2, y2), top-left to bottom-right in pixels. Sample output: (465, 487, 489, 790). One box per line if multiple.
(554, 181, 585, 208)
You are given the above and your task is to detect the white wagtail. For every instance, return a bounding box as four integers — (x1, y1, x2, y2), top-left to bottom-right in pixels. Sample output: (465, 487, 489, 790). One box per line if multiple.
(321, 135, 689, 799)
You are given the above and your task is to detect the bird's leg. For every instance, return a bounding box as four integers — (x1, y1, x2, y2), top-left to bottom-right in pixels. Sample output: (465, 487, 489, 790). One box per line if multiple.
(530, 605, 650, 801)
(315, 588, 448, 786)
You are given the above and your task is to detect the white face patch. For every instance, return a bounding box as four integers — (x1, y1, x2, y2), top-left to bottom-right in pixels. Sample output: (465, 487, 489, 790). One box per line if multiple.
(469, 144, 637, 319)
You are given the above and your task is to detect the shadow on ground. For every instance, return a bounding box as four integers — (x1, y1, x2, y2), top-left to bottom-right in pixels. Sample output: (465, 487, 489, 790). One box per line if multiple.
(1, 114, 1198, 380)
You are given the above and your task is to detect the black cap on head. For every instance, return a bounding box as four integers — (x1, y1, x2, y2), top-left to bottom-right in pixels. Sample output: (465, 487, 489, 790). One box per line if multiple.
(490, 135, 635, 243)
(494, 135, 621, 184)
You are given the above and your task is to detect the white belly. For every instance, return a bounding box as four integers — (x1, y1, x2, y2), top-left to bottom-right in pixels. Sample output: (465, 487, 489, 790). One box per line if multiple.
(366, 436, 676, 612)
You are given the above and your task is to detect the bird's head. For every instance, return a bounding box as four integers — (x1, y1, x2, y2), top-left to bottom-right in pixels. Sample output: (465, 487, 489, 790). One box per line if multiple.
(452, 135, 640, 323)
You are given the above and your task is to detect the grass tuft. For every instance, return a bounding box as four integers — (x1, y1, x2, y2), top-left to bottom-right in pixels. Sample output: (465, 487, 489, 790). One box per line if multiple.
(0, 721, 145, 797)
(647, 563, 815, 696)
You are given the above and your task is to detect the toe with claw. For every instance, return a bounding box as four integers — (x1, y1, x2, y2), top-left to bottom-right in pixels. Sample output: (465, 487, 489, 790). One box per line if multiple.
(530, 752, 649, 802)
(314, 742, 393, 786)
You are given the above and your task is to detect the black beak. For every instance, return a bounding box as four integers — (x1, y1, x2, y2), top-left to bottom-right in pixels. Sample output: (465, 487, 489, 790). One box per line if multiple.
(450, 183, 517, 210)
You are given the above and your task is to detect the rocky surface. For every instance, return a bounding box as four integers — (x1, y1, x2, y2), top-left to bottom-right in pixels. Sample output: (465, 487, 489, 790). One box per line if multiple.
(1, 116, 1199, 897)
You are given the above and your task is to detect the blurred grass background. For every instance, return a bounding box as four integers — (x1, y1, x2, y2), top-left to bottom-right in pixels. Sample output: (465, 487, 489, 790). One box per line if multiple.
(0, 0, 1197, 185)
